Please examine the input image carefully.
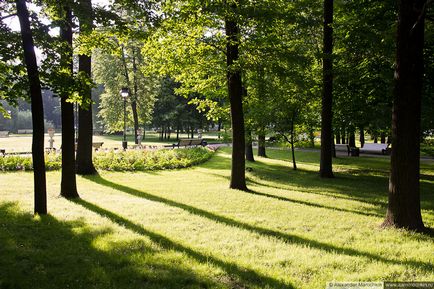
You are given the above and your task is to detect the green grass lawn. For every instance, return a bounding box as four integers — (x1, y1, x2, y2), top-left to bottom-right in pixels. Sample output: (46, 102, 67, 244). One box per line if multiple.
(0, 148, 433, 289)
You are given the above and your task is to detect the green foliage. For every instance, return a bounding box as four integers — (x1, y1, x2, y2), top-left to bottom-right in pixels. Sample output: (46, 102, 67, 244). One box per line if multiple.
(333, 0, 396, 135)
(93, 147, 214, 171)
(0, 152, 61, 171)
(93, 42, 158, 132)
(0, 147, 213, 172)
(421, 138, 434, 157)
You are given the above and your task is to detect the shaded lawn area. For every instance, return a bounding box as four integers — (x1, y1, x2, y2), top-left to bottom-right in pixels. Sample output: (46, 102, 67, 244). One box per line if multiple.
(0, 148, 433, 289)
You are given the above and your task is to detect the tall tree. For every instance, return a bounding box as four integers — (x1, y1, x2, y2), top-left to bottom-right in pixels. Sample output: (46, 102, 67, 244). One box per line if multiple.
(382, 0, 426, 231)
(60, 5, 79, 198)
(93, 47, 157, 133)
(16, 0, 47, 214)
(120, 44, 140, 144)
(226, 3, 247, 191)
(76, 0, 96, 175)
(319, 0, 334, 178)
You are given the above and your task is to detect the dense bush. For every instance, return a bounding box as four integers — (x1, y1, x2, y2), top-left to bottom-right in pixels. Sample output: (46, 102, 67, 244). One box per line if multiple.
(0, 152, 61, 171)
(0, 147, 214, 172)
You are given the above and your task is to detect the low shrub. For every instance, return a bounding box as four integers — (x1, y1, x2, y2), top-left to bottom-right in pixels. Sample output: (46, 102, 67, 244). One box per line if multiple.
(93, 147, 214, 171)
(0, 152, 61, 171)
(0, 147, 214, 172)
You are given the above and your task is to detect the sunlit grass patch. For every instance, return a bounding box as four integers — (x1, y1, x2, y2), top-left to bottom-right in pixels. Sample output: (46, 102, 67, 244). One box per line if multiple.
(0, 148, 433, 289)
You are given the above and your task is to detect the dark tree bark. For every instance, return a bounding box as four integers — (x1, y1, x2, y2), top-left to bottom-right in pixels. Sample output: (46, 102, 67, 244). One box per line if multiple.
(176, 124, 180, 140)
(225, 9, 247, 191)
(132, 48, 140, 144)
(245, 130, 254, 162)
(336, 130, 341, 144)
(309, 130, 315, 148)
(120, 46, 139, 144)
(341, 130, 346, 144)
(349, 130, 356, 147)
(380, 132, 386, 144)
(280, 131, 297, 170)
(374, 135, 378, 143)
(290, 118, 297, 170)
(218, 118, 222, 139)
(359, 126, 365, 147)
(319, 0, 334, 178)
(382, 0, 426, 231)
(76, 0, 96, 175)
(16, 0, 47, 214)
(60, 6, 79, 198)
(257, 131, 267, 157)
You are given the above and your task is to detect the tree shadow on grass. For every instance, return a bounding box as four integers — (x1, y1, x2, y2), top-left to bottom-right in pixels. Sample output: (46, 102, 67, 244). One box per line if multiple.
(0, 202, 226, 289)
(244, 187, 384, 218)
(84, 175, 434, 274)
(201, 150, 389, 206)
(246, 159, 434, 212)
(71, 198, 295, 289)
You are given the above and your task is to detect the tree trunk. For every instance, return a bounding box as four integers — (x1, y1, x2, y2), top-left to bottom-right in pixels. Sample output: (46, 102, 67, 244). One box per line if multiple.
(336, 130, 341, 144)
(60, 6, 79, 199)
(176, 125, 180, 140)
(290, 119, 297, 170)
(120, 45, 139, 144)
(132, 48, 140, 144)
(349, 130, 356, 147)
(359, 126, 365, 148)
(245, 130, 254, 162)
(319, 0, 334, 178)
(225, 10, 247, 190)
(380, 132, 386, 144)
(382, 0, 425, 231)
(374, 135, 378, 143)
(341, 130, 346, 144)
(76, 0, 96, 175)
(16, 0, 47, 214)
(258, 131, 267, 157)
(309, 130, 315, 148)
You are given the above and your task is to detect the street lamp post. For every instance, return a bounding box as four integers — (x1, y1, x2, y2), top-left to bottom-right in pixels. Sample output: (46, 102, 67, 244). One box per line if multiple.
(120, 87, 129, 150)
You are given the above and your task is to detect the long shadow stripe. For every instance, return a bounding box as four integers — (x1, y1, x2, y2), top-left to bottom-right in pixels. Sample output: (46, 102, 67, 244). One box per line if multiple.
(245, 188, 383, 218)
(84, 175, 434, 273)
(72, 198, 295, 289)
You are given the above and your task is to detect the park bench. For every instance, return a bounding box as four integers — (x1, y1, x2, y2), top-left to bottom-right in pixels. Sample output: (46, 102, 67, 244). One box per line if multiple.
(92, 142, 104, 150)
(172, 138, 206, 148)
(69, 142, 104, 151)
(0, 131, 9, 138)
(334, 144, 350, 156)
(17, 129, 33, 134)
(359, 143, 390, 155)
(93, 130, 104, 136)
